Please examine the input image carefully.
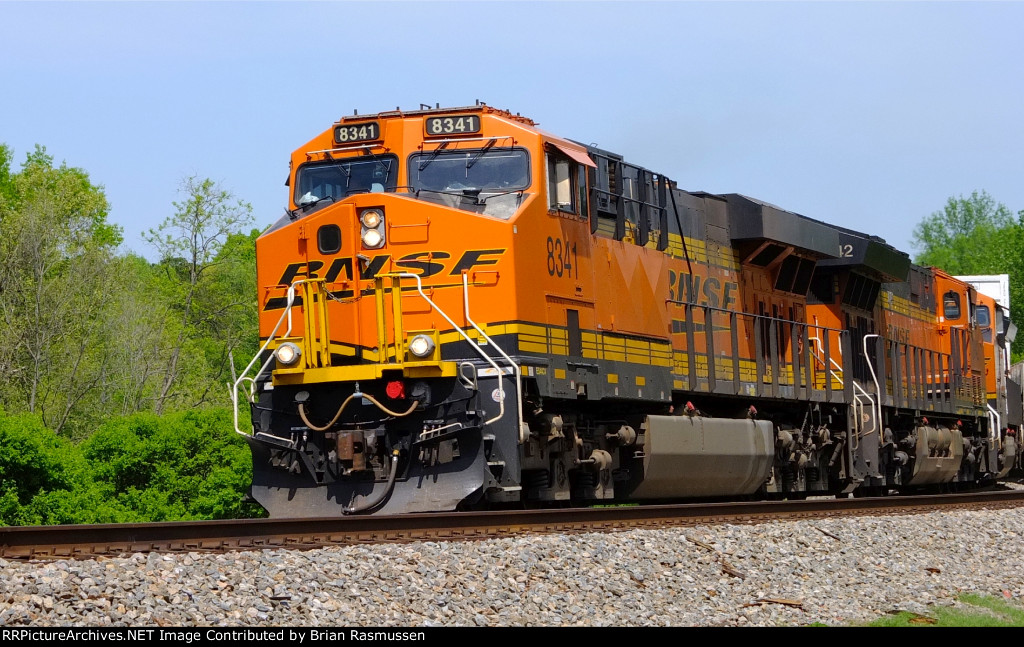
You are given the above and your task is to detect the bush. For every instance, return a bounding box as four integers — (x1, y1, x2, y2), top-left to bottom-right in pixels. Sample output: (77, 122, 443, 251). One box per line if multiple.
(81, 408, 264, 521)
(0, 412, 111, 525)
(0, 407, 264, 526)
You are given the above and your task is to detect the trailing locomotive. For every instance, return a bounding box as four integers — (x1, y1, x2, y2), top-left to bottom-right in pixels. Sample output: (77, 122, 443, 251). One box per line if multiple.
(232, 104, 1022, 517)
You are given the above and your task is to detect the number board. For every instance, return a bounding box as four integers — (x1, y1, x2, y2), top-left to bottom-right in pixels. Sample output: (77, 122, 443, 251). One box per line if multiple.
(334, 121, 382, 144)
(424, 115, 481, 136)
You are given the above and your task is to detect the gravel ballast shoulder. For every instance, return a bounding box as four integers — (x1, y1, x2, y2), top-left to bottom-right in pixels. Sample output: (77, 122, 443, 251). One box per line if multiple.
(2, 506, 1023, 627)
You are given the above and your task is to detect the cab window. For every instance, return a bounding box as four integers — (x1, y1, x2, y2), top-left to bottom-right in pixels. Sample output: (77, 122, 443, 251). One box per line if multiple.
(294, 154, 398, 206)
(407, 147, 531, 220)
(547, 153, 576, 213)
(977, 304, 992, 342)
(976, 305, 991, 327)
(943, 291, 961, 320)
(409, 147, 529, 193)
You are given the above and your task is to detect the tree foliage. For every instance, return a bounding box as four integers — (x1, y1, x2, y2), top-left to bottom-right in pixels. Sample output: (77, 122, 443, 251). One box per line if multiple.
(0, 146, 122, 435)
(0, 148, 259, 436)
(0, 408, 263, 525)
(144, 177, 254, 414)
(0, 143, 265, 526)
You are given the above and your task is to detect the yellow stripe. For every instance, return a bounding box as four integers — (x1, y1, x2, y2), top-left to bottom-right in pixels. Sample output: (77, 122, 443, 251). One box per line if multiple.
(519, 341, 548, 353)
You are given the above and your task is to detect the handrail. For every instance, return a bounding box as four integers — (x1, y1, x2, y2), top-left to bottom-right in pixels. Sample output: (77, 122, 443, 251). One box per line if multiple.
(850, 394, 864, 451)
(862, 334, 884, 444)
(808, 334, 848, 399)
(231, 279, 310, 438)
(988, 404, 1002, 452)
(808, 334, 844, 373)
(461, 272, 526, 443)
(851, 382, 876, 445)
(807, 329, 875, 445)
(385, 272, 508, 427)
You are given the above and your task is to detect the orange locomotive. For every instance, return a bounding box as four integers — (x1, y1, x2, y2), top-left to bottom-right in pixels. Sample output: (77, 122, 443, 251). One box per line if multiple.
(232, 104, 1021, 516)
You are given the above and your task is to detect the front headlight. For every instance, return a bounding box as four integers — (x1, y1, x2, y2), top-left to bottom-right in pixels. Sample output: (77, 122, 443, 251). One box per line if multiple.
(408, 334, 435, 358)
(360, 209, 383, 228)
(361, 228, 384, 248)
(360, 208, 385, 249)
(275, 342, 302, 366)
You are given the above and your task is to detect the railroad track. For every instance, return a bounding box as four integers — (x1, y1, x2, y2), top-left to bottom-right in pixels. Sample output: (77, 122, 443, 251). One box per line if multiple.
(4, 490, 1024, 561)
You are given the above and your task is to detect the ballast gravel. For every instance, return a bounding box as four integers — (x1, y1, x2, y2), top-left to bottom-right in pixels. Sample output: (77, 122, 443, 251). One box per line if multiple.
(2, 506, 1024, 627)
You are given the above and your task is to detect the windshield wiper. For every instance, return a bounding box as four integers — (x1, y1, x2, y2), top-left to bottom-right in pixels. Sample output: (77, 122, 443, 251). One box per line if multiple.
(465, 139, 496, 170)
(479, 189, 525, 203)
(372, 157, 393, 182)
(299, 195, 336, 210)
(418, 141, 450, 172)
(414, 187, 484, 205)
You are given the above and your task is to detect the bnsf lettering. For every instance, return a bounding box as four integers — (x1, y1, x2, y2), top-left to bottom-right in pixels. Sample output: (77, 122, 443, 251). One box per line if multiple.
(394, 251, 451, 277)
(668, 270, 737, 309)
(887, 323, 911, 344)
(449, 249, 504, 275)
(275, 249, 505, 286)
(279, 260, 324, 285)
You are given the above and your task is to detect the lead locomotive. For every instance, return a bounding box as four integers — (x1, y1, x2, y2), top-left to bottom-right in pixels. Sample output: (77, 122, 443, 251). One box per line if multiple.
(232, 104, 1021, 516)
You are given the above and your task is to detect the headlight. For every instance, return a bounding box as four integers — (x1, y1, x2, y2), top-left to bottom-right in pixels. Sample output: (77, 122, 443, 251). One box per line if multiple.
(360, 208, 385, 249)
(408, 334, 435, 358)
(275, 342, 302, 366)
(360, 209, 383, 228)
(361, 228, 384, 248)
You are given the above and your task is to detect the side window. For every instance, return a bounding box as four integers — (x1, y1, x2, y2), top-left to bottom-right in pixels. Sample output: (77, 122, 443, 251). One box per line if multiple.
(977, 304, 992, 342)
(592, 156, 617, 237)
(577, 165, 588, 219)
(976, 305, 991, 327)
(317, 224, 342, 254)
(621, 166, 639, 242)
(943, 291, 961, 320)
(547, 154, 576, 213)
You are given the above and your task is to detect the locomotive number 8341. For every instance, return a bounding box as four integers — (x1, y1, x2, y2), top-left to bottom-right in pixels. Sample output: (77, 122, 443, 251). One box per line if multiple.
(231, 104, 1022, 516)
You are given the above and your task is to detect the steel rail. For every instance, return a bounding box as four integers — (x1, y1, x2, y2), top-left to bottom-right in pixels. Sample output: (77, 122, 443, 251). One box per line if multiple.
(3, 490, 1024, 561)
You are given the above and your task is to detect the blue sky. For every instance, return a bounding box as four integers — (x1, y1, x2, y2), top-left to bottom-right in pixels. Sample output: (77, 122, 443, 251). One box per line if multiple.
(2, 1, 1022, 261)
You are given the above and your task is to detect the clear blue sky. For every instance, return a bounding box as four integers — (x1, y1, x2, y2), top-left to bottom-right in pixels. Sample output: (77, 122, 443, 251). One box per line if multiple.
(2, 1, 1022, 261)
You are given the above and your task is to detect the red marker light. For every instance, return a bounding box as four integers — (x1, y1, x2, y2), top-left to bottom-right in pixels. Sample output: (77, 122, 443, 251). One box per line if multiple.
(386, 380, 406, 400)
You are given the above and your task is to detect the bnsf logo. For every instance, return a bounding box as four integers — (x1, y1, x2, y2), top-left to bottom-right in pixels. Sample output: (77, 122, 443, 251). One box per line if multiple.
(263, 249, 505, 311)
(275, 249, 504, 284)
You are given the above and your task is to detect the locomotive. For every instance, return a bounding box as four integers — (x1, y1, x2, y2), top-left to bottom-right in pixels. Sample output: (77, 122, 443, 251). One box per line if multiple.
(232, 103, 1022, 517)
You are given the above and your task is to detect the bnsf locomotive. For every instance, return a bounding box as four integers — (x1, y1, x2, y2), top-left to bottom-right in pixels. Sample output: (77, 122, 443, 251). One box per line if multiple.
(232, 104, 1022, 516)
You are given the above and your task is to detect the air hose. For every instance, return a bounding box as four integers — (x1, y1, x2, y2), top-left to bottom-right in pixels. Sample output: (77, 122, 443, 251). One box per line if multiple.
(297, 392, 419, 431)
(344, 450, 400, 514)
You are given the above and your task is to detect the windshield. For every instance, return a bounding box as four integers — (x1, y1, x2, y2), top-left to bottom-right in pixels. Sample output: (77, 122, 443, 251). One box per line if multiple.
(409, 148, 530, 193)
(294, 155, 398, 205)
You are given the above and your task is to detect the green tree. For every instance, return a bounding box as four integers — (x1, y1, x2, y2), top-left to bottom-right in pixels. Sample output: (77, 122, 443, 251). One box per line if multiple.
(0, 143, 15, 205)
(912, 191, 1017, 273)
(144, 176, 254, 413)
(0, 410, 126, 525)
(0, 145, 122, 435)
(80, 408, 262, 521)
